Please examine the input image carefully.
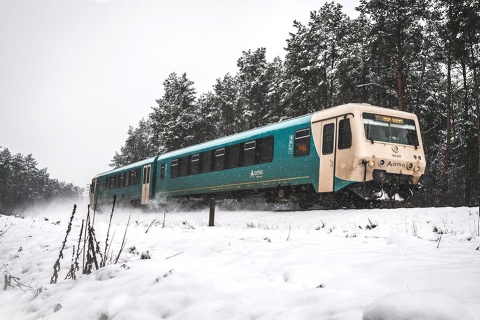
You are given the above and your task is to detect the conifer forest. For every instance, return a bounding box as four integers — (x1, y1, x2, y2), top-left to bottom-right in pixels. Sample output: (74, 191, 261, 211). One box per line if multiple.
(111, 1, 480, 207)
(0, 148, 84, 215)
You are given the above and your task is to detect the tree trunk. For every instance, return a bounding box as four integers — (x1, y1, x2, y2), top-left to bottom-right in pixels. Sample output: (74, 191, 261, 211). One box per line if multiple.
(444, 39, 452, 201)
(461, 60, 472, 204)
(469, 37, 480, 175)
(396, 41, 406, 111)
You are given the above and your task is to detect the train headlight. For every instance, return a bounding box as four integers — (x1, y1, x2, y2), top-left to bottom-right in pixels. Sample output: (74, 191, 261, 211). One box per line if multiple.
(368, 160, 376, 168)
(379, 159, 385, 166)
(414, 165, 421, 173)
(407, 163, 414, 170)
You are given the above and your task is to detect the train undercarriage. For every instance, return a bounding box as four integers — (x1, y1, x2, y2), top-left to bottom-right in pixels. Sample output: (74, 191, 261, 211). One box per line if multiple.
(166, 176, 430, 211)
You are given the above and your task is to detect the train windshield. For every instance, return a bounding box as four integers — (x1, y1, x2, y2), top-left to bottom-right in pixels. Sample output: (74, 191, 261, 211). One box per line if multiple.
(362, 113, 419, 146)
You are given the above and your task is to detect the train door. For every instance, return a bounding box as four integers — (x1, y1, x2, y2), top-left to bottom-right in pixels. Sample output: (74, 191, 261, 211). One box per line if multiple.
(318, 119, 336, 192)
(141, 165, 151, 205)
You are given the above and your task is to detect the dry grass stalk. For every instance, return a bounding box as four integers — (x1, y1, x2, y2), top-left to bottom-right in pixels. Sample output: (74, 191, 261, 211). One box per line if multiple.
(50, 204, 77, 284)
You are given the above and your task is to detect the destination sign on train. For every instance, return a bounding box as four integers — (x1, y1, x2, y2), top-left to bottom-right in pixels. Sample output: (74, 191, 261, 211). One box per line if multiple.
(375, 115, 404, 124)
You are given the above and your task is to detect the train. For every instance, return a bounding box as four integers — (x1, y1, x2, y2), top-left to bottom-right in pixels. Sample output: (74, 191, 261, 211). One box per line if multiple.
(89, 103, 430, 210)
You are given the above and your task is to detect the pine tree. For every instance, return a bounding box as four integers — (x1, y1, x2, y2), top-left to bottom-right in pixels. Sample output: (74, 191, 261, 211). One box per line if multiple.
(193, 91, 221, 144)
(214, 73, 242, 136)
(357, 0, 431, 111)
(236, 48, 272, 129)
(150, 72, 197, 152)
(284, 2, 352, 114)
(110, 118, 157, 168)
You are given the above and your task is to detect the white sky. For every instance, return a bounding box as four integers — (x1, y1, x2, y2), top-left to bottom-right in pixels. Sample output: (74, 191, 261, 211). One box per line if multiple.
(0, 0, 359, 188)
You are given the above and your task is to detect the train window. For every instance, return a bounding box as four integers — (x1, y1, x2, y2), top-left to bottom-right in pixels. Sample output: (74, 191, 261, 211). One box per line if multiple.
(128, 171, 133, 186)
(125, 171, 129, 186)
(294, 129, 310, 157)
(160, 162, 165, 180)
(227, 144, 240, 168)
(338, 119, 352, 149)
(136, 169, 141, 184)
(243, 141, 256, 166)
(214, 148, 225, 171)
(171, 159, 179, 178)
(191, 154, 200, 175)
(323, 123, 335, 155)
(130, 169, 138, 185)
(143, 167, 150, 184)
(256, 136, 274, 163)
(120, 173, 125, 187)
(363, 113, 419, 146)
(129, 170, 135, 185)
(109, 176, 115, 189)
(201, 151, 213, 173)
(179, 157, 189, 177)
(102, 178, 107, 190)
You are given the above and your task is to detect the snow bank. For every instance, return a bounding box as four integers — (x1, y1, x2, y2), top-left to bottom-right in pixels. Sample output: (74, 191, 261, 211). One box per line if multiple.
(0, 205, 479, 320)
(363, 291, 474, 320)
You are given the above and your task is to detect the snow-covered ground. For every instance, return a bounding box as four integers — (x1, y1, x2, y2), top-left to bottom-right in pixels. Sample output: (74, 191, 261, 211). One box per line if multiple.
(1, 200, 479, 320)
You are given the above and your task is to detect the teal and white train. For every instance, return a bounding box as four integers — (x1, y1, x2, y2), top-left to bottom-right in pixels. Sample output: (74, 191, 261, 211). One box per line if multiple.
(90, 103, 429, 210)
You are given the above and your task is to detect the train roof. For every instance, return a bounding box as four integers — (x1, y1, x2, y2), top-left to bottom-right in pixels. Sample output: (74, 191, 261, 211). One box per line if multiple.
(158, 113, 313, 160)
(95, 113, 313, 178)
(96, 156, 158, 178)
(310, 103, 418, 123)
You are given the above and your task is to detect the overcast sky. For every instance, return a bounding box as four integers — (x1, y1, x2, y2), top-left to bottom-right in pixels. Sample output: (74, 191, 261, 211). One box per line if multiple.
(0, 0, 359, 189)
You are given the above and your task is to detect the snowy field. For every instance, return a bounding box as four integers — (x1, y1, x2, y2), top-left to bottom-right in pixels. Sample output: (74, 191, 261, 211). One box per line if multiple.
(1, 200, 479, 320)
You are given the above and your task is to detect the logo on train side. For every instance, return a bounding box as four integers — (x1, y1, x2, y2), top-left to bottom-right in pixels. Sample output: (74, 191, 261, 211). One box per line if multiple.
(386, 161, 405, 167)
(250, 169, 264, 178)
(288, 135, 294, 154)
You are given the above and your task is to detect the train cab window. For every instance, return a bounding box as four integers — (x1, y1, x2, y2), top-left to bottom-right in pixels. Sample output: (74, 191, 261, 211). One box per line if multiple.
(160, 162, 165, 180)
(170, 159, 179, 178)
(214, 148, 225, 171)
(294, 129, 310, 157)
(201, 151, 213, 173)
(322, 123, 335, 155)
(256, 136, 274, 163)
(243, 141, 256, 166)
(338, 118, 352, 150)
(102, 178, 107, 190)
(227, 144, 240, 168)
(191, 154, 200, 175)
(363, 113, 419, 146)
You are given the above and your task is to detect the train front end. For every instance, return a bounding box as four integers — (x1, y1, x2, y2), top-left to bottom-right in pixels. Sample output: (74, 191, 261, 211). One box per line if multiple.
(350, 108, 428, 201)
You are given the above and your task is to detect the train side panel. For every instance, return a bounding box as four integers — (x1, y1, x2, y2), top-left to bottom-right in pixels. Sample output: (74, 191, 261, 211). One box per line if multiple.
(153, 116, 320, 200)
